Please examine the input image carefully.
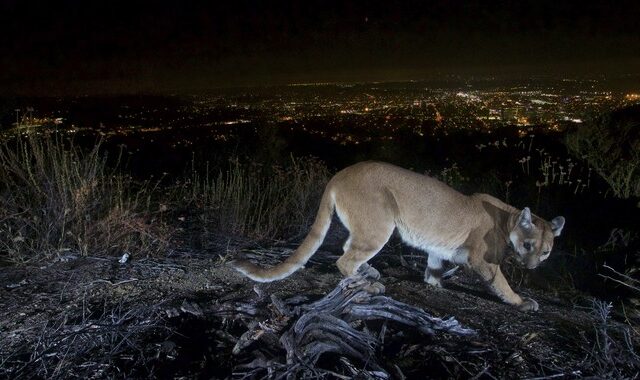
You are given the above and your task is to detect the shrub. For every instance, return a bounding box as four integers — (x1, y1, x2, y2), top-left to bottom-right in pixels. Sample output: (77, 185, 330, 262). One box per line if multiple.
(566, 105, 640, 199)
(0, 133, 168, 263)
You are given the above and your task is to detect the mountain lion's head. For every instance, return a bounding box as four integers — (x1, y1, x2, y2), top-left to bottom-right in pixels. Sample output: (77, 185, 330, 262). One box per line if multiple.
(509, 207, 565, 269)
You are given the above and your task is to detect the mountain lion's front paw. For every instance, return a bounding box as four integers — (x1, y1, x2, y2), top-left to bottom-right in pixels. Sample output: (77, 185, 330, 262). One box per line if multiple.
(424, 274, 442, 288)
(518, 297, 539, 312)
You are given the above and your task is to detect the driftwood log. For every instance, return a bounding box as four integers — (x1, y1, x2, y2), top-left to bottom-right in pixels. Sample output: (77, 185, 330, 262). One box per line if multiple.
(228, 264, 475, 379)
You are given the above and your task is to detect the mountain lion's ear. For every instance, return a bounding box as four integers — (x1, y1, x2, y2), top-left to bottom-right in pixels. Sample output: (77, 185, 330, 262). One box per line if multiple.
(551, 216, 565, 237)
(518, 207, 533, 230)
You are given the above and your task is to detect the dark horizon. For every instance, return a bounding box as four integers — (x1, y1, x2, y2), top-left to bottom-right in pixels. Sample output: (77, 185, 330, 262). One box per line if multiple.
(2, 1, 639, 95)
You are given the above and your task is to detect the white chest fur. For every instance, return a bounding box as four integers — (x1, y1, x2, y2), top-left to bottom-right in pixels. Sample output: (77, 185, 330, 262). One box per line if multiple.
(397, 226, 469, 265)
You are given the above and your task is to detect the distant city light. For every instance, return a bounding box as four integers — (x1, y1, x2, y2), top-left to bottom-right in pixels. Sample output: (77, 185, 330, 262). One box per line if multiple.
(3, 79, 634, 143)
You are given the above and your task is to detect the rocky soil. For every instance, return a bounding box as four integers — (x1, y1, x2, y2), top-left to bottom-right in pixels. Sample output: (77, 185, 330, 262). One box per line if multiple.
(1, 233, 639, 379)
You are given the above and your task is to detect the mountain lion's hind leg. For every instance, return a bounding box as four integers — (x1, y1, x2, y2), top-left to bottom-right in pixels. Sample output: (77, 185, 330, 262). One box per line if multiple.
(356, 262, 381, 280)
(336, 221, 394, 278)
(336, 239, 387, 295)
(424, 255, 444, 287)
(336, 239, 387, 277)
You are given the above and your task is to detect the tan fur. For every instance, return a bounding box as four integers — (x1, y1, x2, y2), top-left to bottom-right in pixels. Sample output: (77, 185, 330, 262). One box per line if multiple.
(231, 161, 565, 311)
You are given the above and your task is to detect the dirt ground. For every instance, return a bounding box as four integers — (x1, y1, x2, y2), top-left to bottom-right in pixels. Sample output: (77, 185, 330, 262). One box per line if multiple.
(1, 233, 639, 379)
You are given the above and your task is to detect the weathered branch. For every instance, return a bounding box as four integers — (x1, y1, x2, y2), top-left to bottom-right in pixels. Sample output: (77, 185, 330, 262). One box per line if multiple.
(232, 264, 475, 378)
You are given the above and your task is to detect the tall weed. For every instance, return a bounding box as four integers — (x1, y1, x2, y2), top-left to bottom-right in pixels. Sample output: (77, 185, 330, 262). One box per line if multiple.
(188, 156, 329, 242)
(0, 133, 168, 263)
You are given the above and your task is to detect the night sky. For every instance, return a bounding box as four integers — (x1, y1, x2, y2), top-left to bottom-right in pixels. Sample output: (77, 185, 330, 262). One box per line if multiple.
(1, 0, 639, 94)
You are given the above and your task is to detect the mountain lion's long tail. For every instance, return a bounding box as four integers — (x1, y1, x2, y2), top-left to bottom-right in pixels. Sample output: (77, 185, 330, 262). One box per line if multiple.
(230, 186, 335, 282)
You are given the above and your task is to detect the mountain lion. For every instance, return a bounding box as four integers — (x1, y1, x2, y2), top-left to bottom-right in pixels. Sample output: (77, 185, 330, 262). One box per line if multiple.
(232, 161, 565, 311)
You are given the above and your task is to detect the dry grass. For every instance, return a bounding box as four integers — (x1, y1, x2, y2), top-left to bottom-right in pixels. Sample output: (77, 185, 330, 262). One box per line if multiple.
(0, 133, 169, 263)
(182, 156, 330, 244)
(0, 133, 328, 262)
(580, 300, 640, 378)
(0, 298, 167, 379)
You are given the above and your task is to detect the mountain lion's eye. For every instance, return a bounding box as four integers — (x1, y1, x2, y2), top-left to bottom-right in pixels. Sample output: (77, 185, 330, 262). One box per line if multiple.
(523, 242, 532, 250)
